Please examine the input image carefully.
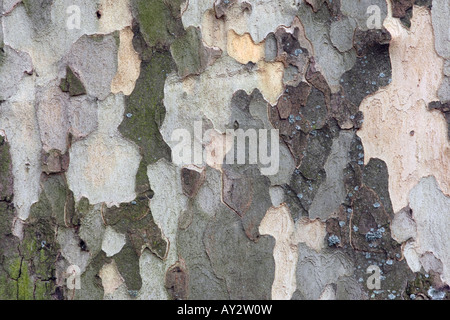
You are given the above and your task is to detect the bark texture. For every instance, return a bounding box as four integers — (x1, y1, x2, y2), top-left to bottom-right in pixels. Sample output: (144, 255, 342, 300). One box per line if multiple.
(0, 0, 449, 300)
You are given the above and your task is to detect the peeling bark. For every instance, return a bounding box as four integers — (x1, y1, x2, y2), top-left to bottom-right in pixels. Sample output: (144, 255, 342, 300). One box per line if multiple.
(0, 0, 449, 300)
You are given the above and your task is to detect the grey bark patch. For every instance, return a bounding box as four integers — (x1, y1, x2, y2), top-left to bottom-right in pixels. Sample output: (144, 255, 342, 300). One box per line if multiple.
(340, 0, 387, 31)
(264, 33, 278, 62)
(204, 205, 275, 300)
(298, 2, 357, 91)
(75, 251, 110, 300)
(223, 89, 275, 239)
(170, 26, 221, 78)
(294, 243, 364, 300)
(330, 16, 357, 53)
(363, 158, 394, 217)
(290, 169, 326, 213)
(391, 207, 417, 243)
(21, 0, 53, 35)
(103, 193, 168, 261)
(0, 46, 32, 101)
(177, 201, 229, 298)
(298, 127, 333, 181)
(438, 76, 450, 103)
(29, 174, 77, 228)
(420, 251, 444, 275)
(340, 43, 391, 108)
(223, 164, 273, 240)
(66, 34, 118, 100)
(309, 131, 354, 220)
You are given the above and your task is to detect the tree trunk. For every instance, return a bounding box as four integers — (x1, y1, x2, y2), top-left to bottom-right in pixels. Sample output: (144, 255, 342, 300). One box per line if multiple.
(0, 0, 448, 300)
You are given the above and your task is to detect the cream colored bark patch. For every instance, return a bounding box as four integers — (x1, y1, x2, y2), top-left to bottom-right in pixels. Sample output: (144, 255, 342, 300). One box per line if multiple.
(111, 27, 141, 95)
(98, 0, 133, 34)
(202, 9, 227, 51)
(259, 204, 297, 300)
(259, 204, 327, 300)
(0, 76, 41, 221)
(99, 260, 125, 295)
(227, 29, 264, 64)
(102, 226, 126, 257)
(257, 61, 284, 105)
(292, 218, 327, 253)
(408, 176, 450, 284)
(357, 6, 447, 213)
(67, 94, 140, 206)
(183, 0, 299, 43)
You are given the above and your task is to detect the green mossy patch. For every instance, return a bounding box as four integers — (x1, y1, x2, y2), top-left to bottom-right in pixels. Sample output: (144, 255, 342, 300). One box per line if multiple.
(60, 66, 86, 97)
(170, 26, 204, 78)
(135, 0, 185, 49)
(114, 242, 142, 291)
(119, 52, 173, 195)
(4, 256, 22, 280)
(20, 218, 59, 283)
(0, 270, 17, 299)
(0, 136, 13, 201)
(29, 174, 78, 228)
(17, 260, 34, 300)
(104, 192, 167, 260)
(33, 279, 54, 300)
(75, 251, 110, 300)
(0, 202, 14, 237)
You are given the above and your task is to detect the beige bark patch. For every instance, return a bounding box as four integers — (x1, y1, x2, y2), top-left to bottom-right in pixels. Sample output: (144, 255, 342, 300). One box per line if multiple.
(257, 61, 284, 105)
(111, 27, 141, 96)
(202, 9, 228, 51)
(293, 218, 327, 252)
(98, 0, 133, 34)
(357, 6, 447, 213)
(67, 95, 140, 206)
(259, 204, 327, 299)
(227, 29, 264, 64)
(259, 204, 297, 300)
(99, 260, 125, 295)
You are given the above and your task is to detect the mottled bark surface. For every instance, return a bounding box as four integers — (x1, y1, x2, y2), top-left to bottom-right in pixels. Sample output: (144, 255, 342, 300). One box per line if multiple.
(0, 0, 449, 300)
